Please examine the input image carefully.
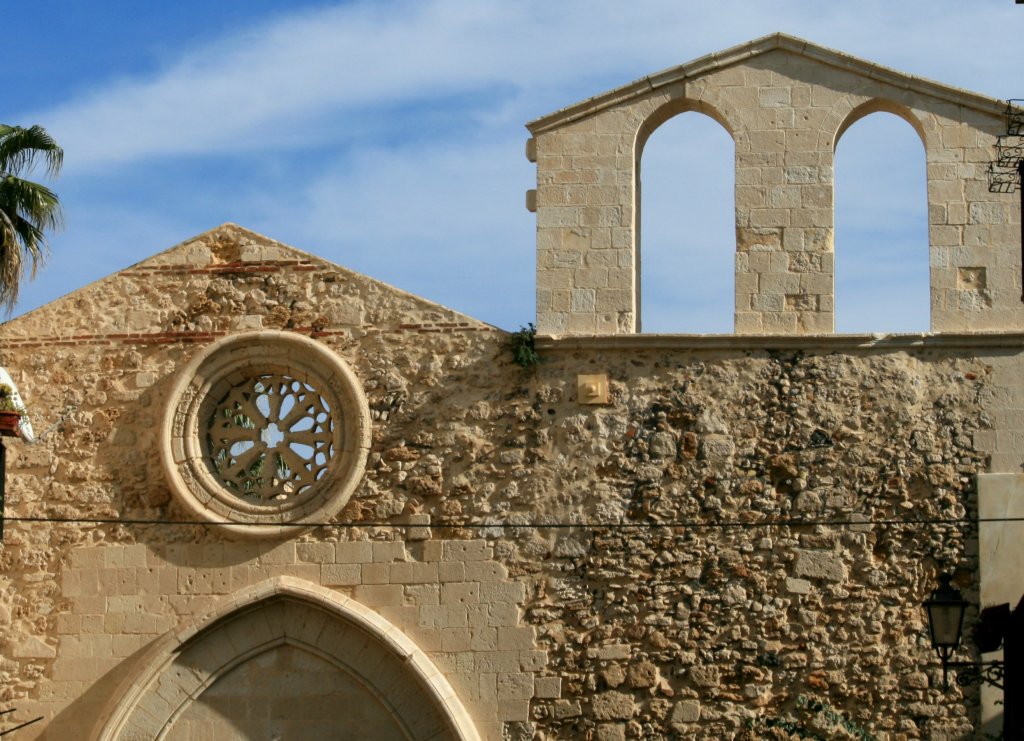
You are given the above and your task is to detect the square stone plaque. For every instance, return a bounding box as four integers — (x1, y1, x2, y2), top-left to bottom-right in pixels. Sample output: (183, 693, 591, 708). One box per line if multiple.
(577, 374, 609, 404)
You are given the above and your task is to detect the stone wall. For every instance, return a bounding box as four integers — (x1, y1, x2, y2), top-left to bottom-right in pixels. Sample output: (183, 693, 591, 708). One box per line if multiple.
(528, 33, 1019, 335)
(0, 225, 1008, 739)
(514, 338, 990, 739)
(2, 32, 1023, 737)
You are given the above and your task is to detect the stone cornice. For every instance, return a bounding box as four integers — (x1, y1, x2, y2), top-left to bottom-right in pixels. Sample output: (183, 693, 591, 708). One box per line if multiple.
(536, 331, 1024, 353)
(526, 32, 1008, 135)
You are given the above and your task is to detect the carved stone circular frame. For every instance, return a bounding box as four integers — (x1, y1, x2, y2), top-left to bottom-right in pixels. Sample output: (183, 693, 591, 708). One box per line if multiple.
(160, 331, 370, 537)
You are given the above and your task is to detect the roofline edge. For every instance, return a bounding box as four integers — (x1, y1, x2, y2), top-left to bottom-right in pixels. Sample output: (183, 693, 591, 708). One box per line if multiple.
(525, 32, 1007, 135)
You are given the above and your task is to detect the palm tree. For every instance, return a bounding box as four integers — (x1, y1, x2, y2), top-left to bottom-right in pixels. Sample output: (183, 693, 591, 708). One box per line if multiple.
(0, 124, 63, 313)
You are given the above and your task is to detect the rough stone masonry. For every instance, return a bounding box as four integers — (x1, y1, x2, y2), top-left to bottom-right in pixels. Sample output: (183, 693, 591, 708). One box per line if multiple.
(0, 32, 1021, 741)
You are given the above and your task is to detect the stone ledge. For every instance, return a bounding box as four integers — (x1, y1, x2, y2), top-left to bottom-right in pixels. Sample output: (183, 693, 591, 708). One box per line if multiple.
(536, 331, 1024, 352)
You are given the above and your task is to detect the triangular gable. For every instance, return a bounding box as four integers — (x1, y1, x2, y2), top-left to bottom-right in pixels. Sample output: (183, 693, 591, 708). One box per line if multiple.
(527, 32, 1007, 134)
(0, 223, 495, 342)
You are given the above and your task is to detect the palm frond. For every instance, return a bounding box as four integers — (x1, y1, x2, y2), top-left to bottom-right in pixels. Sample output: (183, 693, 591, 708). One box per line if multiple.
(0, 210, 27, 312)
(0, 124, 64, 313)
(0, 125, 63, 179)
(0, 177, 63, 232)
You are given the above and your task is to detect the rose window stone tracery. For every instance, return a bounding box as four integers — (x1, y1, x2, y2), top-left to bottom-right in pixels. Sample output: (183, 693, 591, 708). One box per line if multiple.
(206, 374, 335, 502)
(160, 331, 371, 537)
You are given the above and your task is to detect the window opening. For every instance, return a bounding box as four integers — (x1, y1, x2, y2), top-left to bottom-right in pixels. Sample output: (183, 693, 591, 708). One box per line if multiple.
(639, 111, 735, 333)
(835, 111, 928, 333)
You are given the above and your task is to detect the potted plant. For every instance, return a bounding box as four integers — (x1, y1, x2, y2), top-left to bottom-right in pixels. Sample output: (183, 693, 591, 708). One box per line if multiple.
(0, 384, 25, 437)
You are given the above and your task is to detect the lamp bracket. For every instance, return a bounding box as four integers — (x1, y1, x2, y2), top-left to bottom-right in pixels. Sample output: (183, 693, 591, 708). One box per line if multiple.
(947, 660, 1005, 690)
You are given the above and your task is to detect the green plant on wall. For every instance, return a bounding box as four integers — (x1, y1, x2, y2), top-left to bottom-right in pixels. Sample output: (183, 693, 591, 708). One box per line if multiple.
(745, 696, 878, 741)
(509, 323, 539, 370)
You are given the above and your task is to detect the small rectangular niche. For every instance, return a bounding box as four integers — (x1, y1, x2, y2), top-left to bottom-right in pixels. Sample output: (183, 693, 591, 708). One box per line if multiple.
(957, 267, 987, 291)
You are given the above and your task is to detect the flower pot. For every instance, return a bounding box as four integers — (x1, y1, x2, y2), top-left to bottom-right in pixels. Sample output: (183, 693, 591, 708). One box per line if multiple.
(0, 411, 22, 437)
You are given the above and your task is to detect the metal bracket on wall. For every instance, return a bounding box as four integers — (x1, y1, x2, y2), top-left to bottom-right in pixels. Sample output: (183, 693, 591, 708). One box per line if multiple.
(26, 403, 77, 445)
(986, 100, 1024, 301)
(948, 660, 1005, 690)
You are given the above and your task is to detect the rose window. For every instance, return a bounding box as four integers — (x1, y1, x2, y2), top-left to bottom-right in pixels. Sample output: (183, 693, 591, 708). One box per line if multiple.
(161, 331, 371, 537)
(206, 374, 334, 502)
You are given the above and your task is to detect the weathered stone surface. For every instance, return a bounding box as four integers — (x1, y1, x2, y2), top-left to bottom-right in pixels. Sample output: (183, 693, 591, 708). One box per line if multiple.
(600, 665, 626, 689)
(648, 431, 677, 459)
(591, 691, 636, 721)
(594, 724, 626, 741)
(688, 666, 721, 688)
(785, 577, 813, 595)
(671, 700, 701, 724)
(551, 699, 582, 719)
(2, 300, 994, 738)
(627, 660, 659, 689)
(699, 435, 735, 461)
(587, 644, 631, 661)
(794, 550, 848, 583)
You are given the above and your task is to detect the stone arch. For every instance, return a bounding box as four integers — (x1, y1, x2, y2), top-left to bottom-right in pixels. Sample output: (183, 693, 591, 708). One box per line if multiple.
(832, 98, 928, 151)
(633, 97, 737, 331)
(636, 97, 736, 157)
(95, 577, 479, 741)
(832, 101, 930, 332)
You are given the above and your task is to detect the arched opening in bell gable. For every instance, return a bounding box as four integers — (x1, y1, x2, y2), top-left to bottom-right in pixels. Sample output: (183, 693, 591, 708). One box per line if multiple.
(636, 104, 735, 333)
(834, 102, 929, 333)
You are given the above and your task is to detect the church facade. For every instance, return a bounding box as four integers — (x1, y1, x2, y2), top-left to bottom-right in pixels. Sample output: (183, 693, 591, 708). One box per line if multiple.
(0, 34, 1021, 739)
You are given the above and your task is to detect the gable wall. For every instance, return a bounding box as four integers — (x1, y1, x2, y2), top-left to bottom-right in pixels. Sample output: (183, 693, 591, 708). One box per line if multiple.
(530, 47, 1017, 335)
(0, 227, 519, 739)
(0, 230, 1011, 738)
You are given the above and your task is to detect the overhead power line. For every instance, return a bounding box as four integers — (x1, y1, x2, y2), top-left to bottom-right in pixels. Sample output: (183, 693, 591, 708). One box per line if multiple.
(0, 514, 1020, 531)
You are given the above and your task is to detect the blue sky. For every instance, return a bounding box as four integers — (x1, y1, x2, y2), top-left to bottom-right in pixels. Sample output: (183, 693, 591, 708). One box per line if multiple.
(3, 0, 1020, 333)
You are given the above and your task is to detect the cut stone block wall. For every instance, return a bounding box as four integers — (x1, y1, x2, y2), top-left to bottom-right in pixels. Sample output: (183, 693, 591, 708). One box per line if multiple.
(62, 545, 530, 741)
(528, 34, 1018, 335)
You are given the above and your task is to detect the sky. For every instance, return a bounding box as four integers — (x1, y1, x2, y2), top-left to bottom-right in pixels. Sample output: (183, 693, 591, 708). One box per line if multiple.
(2, 0, 1021, 334)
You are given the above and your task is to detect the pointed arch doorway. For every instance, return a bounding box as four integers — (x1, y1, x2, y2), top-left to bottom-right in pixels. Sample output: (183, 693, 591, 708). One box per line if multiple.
(96, 578, 479, 741)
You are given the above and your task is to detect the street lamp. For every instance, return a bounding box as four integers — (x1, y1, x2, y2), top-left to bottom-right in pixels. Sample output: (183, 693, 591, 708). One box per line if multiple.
(922, 573, 1010, 693)
(923, 573, 970, 689)
(922, 574, 1023, 738)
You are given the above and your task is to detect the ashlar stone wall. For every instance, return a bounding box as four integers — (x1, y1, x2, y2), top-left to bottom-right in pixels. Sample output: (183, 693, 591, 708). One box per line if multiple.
(528, 33, 1019, 335)
(68, 542, 537, 740)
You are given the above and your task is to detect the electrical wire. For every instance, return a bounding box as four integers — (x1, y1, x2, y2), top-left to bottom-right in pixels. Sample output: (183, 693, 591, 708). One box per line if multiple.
(0, 514, 1020, 530)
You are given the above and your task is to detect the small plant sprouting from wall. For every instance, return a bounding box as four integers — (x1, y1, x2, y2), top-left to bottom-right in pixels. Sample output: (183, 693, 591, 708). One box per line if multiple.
(509, 324, 539, 371)
(745, 696, 878, 741)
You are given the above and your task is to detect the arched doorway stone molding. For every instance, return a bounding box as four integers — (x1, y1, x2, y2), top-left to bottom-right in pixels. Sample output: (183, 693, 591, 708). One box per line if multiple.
(94, 576, 480, 740)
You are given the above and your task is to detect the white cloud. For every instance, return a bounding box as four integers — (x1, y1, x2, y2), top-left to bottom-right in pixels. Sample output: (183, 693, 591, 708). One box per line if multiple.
(39, 1, 528, 169)
(11, 0, 1021, 332)
(34, 1, 1019, 173)
(259, 136, 536, 328)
